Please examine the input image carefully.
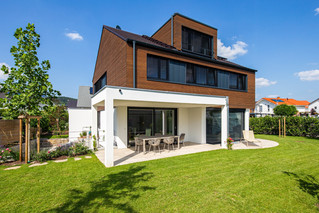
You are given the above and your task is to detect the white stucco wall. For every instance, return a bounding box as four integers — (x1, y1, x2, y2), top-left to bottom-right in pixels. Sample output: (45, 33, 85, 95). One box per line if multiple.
(68, 108, 92, 141)
(177, 108, 189, 141)
(309, 100, 319, 113)
(187, 107, 206, 144)
(255, 99, 276, 115)
(114, 106, 127, 149)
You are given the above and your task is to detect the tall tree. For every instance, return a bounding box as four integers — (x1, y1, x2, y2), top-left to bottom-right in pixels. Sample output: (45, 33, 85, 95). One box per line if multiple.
(0, 23, 60, 119)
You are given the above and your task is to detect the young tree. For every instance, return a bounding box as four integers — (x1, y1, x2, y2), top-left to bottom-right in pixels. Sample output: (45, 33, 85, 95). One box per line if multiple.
(0, 23, 60, 119)
(273, 104, 298, 116)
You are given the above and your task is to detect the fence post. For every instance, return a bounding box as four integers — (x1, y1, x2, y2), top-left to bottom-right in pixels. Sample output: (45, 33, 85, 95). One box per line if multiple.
(19, 118, 23, 162)
(37, 118, 40, 153)
(279, 119, 281, 137)
(25, 118, 28, 163)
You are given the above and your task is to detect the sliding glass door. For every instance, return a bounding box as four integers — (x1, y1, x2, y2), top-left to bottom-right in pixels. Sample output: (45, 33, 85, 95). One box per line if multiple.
(128, 108, 177, 144)
(229, 109, 245, 141)
(206, 108, 221, 144)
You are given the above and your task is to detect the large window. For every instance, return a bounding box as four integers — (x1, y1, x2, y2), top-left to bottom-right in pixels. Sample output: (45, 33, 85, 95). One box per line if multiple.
(147, 54, 247, 91)
(182, 27, 213, 57)
(94, 73, 106, 93)
(147, 55, 168, 80)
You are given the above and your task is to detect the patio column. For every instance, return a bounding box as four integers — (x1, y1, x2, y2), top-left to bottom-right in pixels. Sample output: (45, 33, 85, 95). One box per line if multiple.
(245, 108, 250, 130)
(104, 94, 114, 167)
(92, 105, 98, 146)
(221, 104, 229, 148)
(200, 107, 206, 144)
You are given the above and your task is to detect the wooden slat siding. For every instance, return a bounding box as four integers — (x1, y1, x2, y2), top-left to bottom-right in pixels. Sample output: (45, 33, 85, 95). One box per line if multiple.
(126, 45, 255, 109)
(151, 19, 172, 46)
(92, 28, 127, 87)
(173, 14, 218, 59)
(0, 120, 20, 145)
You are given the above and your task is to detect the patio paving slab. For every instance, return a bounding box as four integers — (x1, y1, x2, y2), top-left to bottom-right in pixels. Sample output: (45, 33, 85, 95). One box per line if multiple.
(85, 156, 92, 159)
(4, 166, 21, 170)
(95, 139, 278, 167)
(74, 157, 82, 161)
(54, 159, 68, 163)
(29, 162, 48, 167)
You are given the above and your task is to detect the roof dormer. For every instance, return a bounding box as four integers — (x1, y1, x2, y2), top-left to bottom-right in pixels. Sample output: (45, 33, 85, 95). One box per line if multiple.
(152, 13, 218, 59)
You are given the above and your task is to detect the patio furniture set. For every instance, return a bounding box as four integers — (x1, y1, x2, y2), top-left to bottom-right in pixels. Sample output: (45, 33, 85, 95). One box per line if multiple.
(134, 133, 186, 154)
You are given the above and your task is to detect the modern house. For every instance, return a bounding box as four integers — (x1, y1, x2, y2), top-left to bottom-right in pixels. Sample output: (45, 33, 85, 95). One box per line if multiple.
(86, 13, 256, 166)
(254, 97, 310, 117)
(309, 98, 319, 114)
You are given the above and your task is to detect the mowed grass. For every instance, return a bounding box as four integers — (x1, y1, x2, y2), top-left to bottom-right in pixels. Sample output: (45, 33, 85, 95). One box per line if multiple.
(1, 135, 319, 212)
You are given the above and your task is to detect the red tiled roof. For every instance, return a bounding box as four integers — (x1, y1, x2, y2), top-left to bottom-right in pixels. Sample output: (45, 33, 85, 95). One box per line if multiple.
(263, 97, 310, 106)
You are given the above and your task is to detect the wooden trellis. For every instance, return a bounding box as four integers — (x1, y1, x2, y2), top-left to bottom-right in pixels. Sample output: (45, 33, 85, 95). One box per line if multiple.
(18, 115, 42, 163)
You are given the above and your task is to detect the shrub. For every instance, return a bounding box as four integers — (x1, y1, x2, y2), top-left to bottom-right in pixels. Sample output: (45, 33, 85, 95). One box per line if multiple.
(0, 148, 18, 163)
(68, 142, 91, 157)
(274, 104, 298, 116)
(32, 151, 52, 162)
(250, 116, 319, 138)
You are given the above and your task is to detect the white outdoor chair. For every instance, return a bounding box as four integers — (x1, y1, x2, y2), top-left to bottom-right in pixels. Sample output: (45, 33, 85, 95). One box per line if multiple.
(242, 130, 262, 147)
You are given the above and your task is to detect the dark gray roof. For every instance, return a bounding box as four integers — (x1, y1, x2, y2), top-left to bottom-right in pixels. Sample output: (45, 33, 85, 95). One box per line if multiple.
(103, 25, 257, 72)
(77, 86, 92, 108)
(66, 99, 78, 108)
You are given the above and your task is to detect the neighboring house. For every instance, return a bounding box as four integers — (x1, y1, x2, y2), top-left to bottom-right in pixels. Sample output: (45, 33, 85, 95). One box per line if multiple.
(254, 97, 310, 117)
(309, 98, 319, 114)
(68, 86, 93, 141)
(71, 13, 257, 166)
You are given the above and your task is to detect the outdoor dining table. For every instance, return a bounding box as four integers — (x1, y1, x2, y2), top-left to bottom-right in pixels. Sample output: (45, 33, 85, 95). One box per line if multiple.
(138, 135, 180, 154)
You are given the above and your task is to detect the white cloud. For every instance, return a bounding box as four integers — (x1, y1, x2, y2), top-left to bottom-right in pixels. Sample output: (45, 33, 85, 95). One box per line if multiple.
(315, 8, 319, 15)
(0, 62, 10, 80)
(65, 32, 83, 41)
(267, 95, 279, 98)
(296, 69, 319, 81)
(217, 39, 248, 60)
(256, 77, 277, 87)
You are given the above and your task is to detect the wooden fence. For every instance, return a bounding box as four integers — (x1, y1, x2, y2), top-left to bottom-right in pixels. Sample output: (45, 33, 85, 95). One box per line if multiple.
(0, 119, 20, 145)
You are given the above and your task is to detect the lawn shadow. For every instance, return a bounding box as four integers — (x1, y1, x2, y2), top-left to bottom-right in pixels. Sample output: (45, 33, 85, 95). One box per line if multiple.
(49, 165, 155, 213)
(283, 171, 319, 201)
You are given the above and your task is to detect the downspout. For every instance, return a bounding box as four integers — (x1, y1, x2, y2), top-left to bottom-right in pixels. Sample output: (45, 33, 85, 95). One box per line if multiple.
(171, 15, 174, 46)
(133, 40, 136, 88)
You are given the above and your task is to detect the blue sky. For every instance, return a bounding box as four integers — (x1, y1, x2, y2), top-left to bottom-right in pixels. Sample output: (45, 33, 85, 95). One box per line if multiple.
(0, 0, 319, 101)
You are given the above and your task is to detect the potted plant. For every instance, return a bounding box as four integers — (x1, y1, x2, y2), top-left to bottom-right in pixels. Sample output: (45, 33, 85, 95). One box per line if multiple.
(226, 137, 234, 150)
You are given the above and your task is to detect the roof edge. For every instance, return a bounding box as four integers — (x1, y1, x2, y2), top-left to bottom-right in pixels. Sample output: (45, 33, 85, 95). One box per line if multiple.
(151, 13, 218, 38)
(127, 38, 257, 72)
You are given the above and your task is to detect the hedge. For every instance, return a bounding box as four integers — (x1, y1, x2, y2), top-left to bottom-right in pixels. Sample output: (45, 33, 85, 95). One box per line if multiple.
(249, 116, 319, 138)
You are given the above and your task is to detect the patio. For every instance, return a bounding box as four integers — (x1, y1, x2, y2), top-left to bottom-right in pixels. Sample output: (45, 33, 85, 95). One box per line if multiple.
(95, 139, 279, 166)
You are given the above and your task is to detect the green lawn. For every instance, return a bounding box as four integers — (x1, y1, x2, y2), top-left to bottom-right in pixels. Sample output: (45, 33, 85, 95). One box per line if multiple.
(1, 135, 319, 212)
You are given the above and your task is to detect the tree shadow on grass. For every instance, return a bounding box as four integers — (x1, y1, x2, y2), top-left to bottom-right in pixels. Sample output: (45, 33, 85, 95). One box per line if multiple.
(49, 165, 155, 213)
(283, 171, 319, 201)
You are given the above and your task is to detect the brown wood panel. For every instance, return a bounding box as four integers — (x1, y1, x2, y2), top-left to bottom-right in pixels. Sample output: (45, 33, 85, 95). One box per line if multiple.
(151, 19, 171, 46)
(173, 14, 218, 59)
(93, 29, 127, 87)
(126, 45, 255, 109)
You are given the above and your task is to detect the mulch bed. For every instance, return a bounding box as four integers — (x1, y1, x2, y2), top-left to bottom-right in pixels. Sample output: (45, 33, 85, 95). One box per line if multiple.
(0, 161, 25, 167)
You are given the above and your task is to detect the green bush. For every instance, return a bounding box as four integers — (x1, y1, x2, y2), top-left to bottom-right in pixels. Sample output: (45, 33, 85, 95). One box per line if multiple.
(250, 116, 319, 137)
(0, 148, 18, 163)
(68, 142, 92, 157)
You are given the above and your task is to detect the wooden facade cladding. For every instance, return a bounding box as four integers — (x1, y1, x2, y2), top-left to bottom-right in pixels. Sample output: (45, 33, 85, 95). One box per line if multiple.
(151, 14, 218, 59)
(152, 19, 172, 46)
(126, 44, 255, 109)
(92, 28, 127, 87)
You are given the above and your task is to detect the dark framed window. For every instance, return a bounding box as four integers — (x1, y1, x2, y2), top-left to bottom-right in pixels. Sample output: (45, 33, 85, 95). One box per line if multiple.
(182, 26, 213, 57)
(147, 55, 246, 92)
(207, 69, 216, 86)
(147, 55, 168, 80)
(94, 73, 107, 93)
